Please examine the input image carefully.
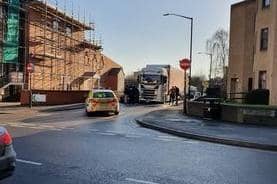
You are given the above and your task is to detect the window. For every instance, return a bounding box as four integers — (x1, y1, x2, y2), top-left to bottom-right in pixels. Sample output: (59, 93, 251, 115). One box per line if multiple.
(259, 71, 267, 89)
(53, 20, 59, 31)
(260, 28, 268, 50)
(93, 92, 115, 98)
(66, 27, 72, 36)
(262, 0, 271, 8)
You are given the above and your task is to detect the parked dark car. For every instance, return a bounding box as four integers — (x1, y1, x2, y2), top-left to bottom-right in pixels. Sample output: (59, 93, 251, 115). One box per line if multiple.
(202, 98, 222, 120)
(0, 127, 16, 180)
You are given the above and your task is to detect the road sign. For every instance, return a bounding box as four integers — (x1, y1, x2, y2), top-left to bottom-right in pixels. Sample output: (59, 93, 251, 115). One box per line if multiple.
(27, 63, 34, 73)
(179, 58, 191, 70)
(32, 94, 46, 103)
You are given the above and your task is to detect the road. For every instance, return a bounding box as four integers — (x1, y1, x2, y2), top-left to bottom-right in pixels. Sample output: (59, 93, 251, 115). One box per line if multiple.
(1, 104, 277, 184)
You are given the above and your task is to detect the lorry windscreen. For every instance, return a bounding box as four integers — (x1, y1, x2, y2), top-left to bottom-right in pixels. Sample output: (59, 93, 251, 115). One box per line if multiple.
(142, 75, 161, 83)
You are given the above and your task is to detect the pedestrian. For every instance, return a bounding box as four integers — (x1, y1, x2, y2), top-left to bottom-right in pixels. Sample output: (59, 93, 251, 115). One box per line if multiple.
(169, 87, 176, 106)
(133, 86, 139, 104)
(129, 86, 135, 104)
(175, 86, 180, 106)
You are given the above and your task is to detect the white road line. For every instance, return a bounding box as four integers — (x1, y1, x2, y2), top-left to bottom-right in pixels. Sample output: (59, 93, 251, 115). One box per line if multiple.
(89, 129, 99, 132)
(16, 159, 42, 166)
(27, 127, 46, 130)
(125, 135, 141, 139)
(39, 125, 56, 128)
(50, 128, 63, 131)
(105, 131, 122, 134)
(158, 135, 177, 139)
(125, 178, 159, 184)
(158, 136, 184, 141)
(65, 127, 75, 130)
(11, 125, 26, 128)
(154, 138, 173, 142)
(22, 123, 38, 126)
(98, 132, 116, 136)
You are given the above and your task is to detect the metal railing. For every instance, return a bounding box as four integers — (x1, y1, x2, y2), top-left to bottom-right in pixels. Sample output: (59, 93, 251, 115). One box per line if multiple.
(228, 92, 248, 102)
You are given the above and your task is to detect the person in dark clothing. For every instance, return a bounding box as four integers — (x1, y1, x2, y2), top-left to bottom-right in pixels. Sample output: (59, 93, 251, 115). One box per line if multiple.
(169, 87, 176, 106)
(133, 87, 139, 103)
(129, 87, 135, 104)
(175, 86, 180, 106)
(124, 87, 132, 104)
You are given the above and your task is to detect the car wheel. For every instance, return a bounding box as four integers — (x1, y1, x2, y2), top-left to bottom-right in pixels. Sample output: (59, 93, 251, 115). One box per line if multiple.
(114, 111, 119, 115)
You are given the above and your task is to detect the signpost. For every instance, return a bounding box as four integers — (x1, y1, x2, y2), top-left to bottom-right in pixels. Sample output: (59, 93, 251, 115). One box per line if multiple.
(27, 63, 34, 108)
(27, 63, 34, 73)
(32, 94, 46, 103)
(179, 59, 191, 114)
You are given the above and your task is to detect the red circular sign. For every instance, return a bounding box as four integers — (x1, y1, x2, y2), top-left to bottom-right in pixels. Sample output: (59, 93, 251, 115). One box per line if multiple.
(27, 63, 34, 73)
(179, 59, 191, 70)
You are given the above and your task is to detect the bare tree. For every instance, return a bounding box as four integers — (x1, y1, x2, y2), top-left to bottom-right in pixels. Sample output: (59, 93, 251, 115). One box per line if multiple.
(206, 29, 229, 78)
(191, 75, 206, 94)
(206, 29, 229, 98)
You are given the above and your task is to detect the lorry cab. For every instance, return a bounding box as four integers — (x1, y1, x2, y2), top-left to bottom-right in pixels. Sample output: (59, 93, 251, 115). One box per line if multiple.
(138, 65, 169, 103)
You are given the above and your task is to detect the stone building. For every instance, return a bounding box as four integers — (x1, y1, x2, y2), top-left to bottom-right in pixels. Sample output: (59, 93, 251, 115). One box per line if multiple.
(228, 0, 277, 105)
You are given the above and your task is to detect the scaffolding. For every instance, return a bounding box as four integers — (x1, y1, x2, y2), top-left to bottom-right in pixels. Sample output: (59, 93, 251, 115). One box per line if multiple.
(1, 0, 105, 90)
(27, 0, 104, 91)
(0, 0, 26, 101)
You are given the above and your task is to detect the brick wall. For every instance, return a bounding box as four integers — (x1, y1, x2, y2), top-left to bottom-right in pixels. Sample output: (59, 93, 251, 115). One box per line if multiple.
(21, 90, 89, 106)
(27, 2, 124, 93)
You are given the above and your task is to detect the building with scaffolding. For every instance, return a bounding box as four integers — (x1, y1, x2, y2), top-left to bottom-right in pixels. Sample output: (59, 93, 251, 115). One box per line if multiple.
(0, 0, 124, 103)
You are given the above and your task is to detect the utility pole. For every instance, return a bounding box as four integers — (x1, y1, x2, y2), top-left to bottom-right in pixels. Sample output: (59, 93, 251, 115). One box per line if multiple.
(163, 13, 194, 114)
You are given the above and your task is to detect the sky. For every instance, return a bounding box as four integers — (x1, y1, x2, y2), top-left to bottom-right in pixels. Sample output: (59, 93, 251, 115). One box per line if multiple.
(55, 0, 241, 77)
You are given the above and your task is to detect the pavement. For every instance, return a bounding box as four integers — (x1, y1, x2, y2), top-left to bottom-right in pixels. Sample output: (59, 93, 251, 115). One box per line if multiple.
(0, 103, 85, 123)
(0, 102, 84, 112)
(2, 104, 277, 184)
(136, 106, 277, 151)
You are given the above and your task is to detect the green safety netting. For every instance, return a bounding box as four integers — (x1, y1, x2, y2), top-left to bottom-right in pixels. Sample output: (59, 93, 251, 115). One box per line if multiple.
(2, 0, 20, 64)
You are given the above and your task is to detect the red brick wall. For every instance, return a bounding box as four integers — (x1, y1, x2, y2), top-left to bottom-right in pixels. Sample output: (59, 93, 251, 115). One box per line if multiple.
(21, 90, 89, 106)
(102, 75, 118, 91)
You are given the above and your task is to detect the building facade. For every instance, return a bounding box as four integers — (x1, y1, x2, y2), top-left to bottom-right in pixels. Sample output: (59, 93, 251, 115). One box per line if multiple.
(228, 0, 277, 105)
(0, 0, 124, 101)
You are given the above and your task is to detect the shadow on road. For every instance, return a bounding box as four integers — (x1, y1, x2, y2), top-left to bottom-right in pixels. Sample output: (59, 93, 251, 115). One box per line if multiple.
(86, 112, 117, 117)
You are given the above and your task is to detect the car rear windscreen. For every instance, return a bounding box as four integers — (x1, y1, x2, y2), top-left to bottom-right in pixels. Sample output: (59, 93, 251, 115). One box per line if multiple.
(93, 92, 115, 98)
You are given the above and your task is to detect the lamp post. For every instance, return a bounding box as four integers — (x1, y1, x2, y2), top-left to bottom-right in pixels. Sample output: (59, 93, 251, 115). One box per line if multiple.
(198, 52, 213, 85)
(163, 13, 193, 114)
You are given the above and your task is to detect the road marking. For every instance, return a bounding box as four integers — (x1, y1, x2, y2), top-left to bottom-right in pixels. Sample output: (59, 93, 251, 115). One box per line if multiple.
(27, 126, 45, 130)
(125, 178, 159, 184)
(98, 132, 116, 136)
(65, 127, 75, 130)
(34, 125, 54, 128)
(158, 135, 178, 139)
(8, 125, 24, 128)
(89, 128, 99, 132)
(125, 135, 141, 139)
(154, 138, 173, 142)
(16, 159, 42, 166)
(50, 128, 63, 131)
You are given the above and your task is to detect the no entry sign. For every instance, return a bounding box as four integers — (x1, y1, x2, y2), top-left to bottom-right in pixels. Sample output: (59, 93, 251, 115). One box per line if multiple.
(179, 58, 191, 70)
(27, 63, 34, 73)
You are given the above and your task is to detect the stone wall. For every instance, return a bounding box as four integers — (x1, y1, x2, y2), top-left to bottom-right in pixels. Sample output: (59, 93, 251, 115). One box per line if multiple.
(187, 101, 277, 125)
(187, 101, 205, 117)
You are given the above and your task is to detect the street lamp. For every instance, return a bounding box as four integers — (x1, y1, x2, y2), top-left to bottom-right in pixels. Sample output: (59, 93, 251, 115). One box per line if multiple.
(198, 52, 213, 85)
(163, 13, 193, 114)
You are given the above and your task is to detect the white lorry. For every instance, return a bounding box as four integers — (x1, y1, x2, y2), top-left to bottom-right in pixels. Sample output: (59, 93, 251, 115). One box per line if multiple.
(138, 65, 185, 103)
